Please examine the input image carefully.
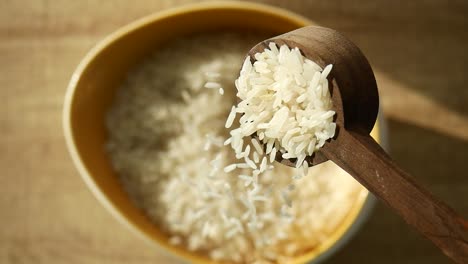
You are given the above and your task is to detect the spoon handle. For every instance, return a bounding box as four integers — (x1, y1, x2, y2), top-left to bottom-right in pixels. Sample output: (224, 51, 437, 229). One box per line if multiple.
(323, 130, 468, 263)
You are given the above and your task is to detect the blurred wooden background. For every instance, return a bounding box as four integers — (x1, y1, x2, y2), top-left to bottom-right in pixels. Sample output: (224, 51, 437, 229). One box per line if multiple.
(1, 0, 467, 263)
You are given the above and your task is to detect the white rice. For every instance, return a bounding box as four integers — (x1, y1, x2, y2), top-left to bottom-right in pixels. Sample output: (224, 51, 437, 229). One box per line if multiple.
(224, 164, 237, 173)
(225, 106, 237, 128)
(205, 82, 222, 89)
(233, 43, 336, 168)
(269, 147, 277, 163)
(106, 33, 363, 264)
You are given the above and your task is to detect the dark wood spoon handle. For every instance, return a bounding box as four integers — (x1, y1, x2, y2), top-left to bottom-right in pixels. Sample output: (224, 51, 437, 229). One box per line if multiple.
(322, 130, 468, 263)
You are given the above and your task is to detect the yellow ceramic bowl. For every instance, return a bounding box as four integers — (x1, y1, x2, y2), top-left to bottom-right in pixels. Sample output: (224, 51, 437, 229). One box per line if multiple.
(63, 2, 381, 263)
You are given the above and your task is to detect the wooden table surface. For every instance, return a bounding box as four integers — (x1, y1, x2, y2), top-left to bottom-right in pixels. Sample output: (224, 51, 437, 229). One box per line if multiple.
(1, 1, 467, 263)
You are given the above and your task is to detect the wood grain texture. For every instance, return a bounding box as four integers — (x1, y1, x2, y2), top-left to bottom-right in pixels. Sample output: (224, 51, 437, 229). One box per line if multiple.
(1, 0, 467, 263)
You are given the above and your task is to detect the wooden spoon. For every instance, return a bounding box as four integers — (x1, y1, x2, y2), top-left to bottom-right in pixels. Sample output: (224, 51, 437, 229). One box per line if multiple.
(248, 26, 468, 263)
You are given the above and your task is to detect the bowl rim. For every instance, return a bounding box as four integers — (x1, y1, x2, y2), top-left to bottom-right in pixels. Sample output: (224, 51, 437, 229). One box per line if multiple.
(63, 1, 377, 263)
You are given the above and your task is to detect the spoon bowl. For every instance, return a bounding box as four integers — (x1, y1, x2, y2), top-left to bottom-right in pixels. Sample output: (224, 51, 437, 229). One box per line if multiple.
(248, 26, 378, 167)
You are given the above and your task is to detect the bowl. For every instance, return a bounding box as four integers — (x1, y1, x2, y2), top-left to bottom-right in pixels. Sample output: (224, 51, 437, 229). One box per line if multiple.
(63, 2, 381, 263)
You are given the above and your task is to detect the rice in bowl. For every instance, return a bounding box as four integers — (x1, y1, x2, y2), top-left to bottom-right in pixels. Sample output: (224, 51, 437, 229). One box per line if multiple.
(106, 31, 364, 264)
